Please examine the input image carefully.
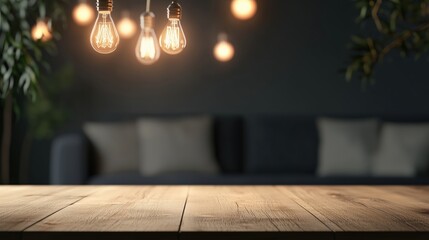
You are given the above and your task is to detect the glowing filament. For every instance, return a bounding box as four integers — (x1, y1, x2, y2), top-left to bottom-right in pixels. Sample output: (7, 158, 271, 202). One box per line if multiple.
(96, 15, 114, 48)
(164, 21, 180, 50)
(160, 18, 186, 55)
(140, 36, 156, 59)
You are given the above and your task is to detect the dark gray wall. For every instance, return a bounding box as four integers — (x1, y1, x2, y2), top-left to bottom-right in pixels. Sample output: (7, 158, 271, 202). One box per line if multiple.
(26, 0, 429, 183)
(58, 0, 429, 122)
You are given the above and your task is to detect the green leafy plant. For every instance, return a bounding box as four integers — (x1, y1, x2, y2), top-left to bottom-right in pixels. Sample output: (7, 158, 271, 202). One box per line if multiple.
(345, 0, 429, 85)
(19, 64, 73, 183)
(26, 64, 73, 139)
(0, 0, 67, 184)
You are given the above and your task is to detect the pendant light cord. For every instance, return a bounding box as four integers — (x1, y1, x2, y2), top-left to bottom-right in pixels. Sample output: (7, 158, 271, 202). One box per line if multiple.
(146, 0, 151, 12)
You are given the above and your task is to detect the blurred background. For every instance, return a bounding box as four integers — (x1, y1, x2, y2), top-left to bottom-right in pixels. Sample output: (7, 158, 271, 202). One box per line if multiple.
(2, 0, 429, 185)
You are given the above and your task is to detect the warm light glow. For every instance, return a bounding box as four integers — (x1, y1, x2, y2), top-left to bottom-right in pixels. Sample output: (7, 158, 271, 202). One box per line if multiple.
(117, 17, 137, 39)
(159, 19, 186, 55)
(136, 13, 161, 65)
(231, 0, 257, 20)
(90, 11, 120, 54)
(136, 29, 160, 65)
(31, 20, 52, 42)
(214, 34, 235, 62)
(73, 2, 95, 26)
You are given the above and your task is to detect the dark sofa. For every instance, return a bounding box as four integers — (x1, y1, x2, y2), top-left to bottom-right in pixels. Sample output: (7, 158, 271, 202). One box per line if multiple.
(51, 116, 429, 185)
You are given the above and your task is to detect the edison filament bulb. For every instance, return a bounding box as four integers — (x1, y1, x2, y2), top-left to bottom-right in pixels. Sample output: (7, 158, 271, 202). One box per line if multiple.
(90, 0, 120, 54)
(136, 12, 161, 65)
(159, 1, 187, 55)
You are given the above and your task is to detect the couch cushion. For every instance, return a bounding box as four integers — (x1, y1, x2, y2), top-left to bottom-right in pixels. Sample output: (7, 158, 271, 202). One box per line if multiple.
(372, 123, 429, 177)
(137, 116, 220, 176)
(84, 122, 139, 175)
(317, 118, 378, 177)
(244, 116, 318, 174)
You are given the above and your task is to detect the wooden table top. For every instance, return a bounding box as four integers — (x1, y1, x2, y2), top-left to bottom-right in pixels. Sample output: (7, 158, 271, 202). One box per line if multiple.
(0, 186, 428, 240)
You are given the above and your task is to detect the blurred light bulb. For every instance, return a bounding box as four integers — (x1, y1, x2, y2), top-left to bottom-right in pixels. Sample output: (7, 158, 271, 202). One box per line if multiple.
(31, 19, 52, 42)
(159, 1, 187, 55)
(90, 0, 120, 54)
(73, 1, 95, 26)
(136, 12, 161, 65)
(117, 12, 137, 39)
(214, 33, 235, 62)
(231, 0, 257, 20)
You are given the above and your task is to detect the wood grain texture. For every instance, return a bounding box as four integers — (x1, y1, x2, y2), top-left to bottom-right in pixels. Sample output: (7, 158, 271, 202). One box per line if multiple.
(0, 186, 96, 240)
(1, 186, 428, 240)
(180, 186, 332, 240)
(24, 186, 189, 240)
(280, 186, 429, 240)
(377, 186, 429, 205)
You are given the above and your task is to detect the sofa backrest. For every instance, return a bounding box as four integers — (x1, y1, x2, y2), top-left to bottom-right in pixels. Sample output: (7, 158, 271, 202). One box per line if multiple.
(213, 116, 244, 173)
(243, 116, 319, 175)
(82, 115, 319, 175)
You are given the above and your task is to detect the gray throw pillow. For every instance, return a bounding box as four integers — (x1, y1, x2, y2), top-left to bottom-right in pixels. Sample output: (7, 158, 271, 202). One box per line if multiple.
(137, 116, 219, 176)
(372, 123, 429, 177)
(84, 122, 139, 175)
(317, 118, 378, 177)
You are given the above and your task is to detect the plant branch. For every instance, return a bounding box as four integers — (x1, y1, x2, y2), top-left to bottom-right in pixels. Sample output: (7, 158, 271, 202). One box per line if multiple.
(371, 0, 385, 33)
(346, 0, 429, 84)
(379, 21, 429, 60)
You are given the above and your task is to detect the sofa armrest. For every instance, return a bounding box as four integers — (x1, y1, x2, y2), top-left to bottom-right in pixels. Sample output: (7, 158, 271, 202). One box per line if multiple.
(50, 134, 89, 185)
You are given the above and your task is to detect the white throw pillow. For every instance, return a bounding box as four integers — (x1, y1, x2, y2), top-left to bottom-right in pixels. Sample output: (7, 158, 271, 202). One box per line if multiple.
(372, 123, 429, 177)
(317, 118, 379, 177)
(137, 116, 219, 176)
(84, 122, 139, 175)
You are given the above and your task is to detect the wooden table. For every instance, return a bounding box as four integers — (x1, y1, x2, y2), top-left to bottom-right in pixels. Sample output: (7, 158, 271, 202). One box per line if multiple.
(1, 186, 428, 240)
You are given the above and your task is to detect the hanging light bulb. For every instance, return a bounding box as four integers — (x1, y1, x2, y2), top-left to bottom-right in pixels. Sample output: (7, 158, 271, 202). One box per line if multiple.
(73, 0, 95, 26)
(231, 0, 257, 20)
(214, 33, 235, 62)
(90, 0, 120, 54)
(117, 11, 137, 39)
(31, 18, 52, 42)
(136, 0, 161, 65)
(159, 0, 187, 55)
